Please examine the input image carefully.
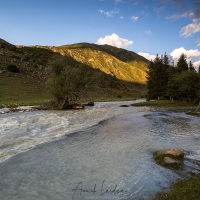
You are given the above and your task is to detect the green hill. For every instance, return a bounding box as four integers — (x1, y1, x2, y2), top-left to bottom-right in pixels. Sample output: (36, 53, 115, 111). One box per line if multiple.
(0, 39, 149, 106)
(50, 43, 148, 83)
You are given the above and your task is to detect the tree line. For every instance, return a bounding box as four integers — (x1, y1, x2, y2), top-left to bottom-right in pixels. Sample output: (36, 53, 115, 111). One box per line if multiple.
(146, 53, 200, 103)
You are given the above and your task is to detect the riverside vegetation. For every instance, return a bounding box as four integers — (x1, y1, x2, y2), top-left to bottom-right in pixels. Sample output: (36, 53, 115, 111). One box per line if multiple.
(132, 53, 200, 114)
(146, 53, 200, 104)
(0, 38, 148, 108)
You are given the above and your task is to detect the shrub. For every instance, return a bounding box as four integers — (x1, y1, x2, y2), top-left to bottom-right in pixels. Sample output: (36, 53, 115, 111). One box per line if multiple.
(22, 56, 30, 61)
(7, 64, 20, 73)
(11, 55, 20, 59)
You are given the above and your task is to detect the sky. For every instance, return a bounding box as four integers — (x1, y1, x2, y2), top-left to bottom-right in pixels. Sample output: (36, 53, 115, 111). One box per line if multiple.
(0, 0, 200, 68)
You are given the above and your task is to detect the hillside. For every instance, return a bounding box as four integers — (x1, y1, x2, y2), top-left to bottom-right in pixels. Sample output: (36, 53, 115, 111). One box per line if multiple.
(0, 39, 149, 106)
(49, 43, 148, 83)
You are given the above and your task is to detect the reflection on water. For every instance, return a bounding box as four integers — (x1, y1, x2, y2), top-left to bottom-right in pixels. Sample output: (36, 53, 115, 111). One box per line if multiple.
(0, 103, 199, 200)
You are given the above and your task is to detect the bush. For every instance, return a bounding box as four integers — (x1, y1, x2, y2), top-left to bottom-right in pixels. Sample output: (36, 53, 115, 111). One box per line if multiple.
(7, 64, 20, 73)
(22, 56, 30, 61)
(11, 55, 20, 59)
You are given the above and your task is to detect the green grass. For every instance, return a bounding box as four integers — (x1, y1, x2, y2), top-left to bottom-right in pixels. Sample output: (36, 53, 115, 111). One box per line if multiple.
(75, 87, 145, 103)
(0, 73, 146, 108)
(132, 100, 196, 107)
(0, 73, 51, 107)
(152, 177, 200, 200)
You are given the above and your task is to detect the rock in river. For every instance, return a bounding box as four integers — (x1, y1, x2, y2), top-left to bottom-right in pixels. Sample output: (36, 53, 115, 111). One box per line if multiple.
(153, 149, 184, 170)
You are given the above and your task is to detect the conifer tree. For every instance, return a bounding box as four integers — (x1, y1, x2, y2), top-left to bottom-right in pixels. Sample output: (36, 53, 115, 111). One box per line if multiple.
(176, 53, 188, 72)
(146, 54, 168, 100)
(146, 53, 200, 103)
(163, 52, 170, 66)
(189, 61, 195, 72)
(146, 61, 156, 100)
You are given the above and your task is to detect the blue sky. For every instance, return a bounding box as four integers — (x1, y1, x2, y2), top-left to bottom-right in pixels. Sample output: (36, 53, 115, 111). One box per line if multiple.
(0, 0, 200, 68)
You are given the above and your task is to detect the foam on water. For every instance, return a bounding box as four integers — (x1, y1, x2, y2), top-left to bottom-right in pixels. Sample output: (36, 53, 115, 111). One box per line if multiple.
(0, 101, 200, 200)
(0, 101, 139, 163)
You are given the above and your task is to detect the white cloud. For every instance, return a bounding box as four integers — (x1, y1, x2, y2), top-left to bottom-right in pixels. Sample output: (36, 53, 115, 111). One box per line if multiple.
(144, 30, 152, 35)
(180, 20, 200, 37)
(131, 16, 138, 22)
(166, 2, 200, 43)
(138, 52, 156, 61)
(138, 48, 200, 67)
(170, 47, 200, 62)
(167, 11, 193, 20)
(96, 33, 133, 48)
(98, 9, 119, 17)
(193, 60, 200, 69)
(120, 16, 124, 19)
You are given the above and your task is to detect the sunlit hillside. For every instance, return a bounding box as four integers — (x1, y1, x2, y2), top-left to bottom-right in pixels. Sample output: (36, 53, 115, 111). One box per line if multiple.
(0, 39, 149, 106)
(50, 43, 148, 84)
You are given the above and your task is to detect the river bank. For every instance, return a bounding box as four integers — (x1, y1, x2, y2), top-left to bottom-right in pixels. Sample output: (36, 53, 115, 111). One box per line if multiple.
(132, 100, 198, 107)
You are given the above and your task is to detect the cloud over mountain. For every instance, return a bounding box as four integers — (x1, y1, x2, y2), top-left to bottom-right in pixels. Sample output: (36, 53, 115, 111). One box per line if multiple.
(96, 33, 133, 48)
(138, 52, 156, 61)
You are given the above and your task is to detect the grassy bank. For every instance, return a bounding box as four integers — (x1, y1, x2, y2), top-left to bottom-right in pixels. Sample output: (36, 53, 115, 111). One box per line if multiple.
(0, 73, 145, 108)
(132, 100, 197, 107)
(152, 176, 200, 200)
(0, 73, 50, 107)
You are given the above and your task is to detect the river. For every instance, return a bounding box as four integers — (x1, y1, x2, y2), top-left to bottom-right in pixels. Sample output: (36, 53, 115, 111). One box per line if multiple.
(0, 101, 199, 200)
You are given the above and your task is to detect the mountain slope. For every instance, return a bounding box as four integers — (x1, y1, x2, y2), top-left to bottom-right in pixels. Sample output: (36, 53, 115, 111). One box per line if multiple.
(0, 39, 148, 105)
(49, 43, 148, 84)
(0, 39, 148, 84)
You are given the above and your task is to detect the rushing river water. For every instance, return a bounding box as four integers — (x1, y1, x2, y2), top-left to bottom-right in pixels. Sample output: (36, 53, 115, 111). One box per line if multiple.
(0, 101, 199, 200)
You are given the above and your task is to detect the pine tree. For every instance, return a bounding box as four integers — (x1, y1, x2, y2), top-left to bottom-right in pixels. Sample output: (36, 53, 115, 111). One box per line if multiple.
(176, 53, 188, 72)
(146, 61, 156, 100)
(146, 54, 168, 100)
(162, 53, 171, 99)
(163, 52, 170, 66)
(146, 53, 200, 103)
(164, 53, 176, 101)
(189, 61, 195, 72)
(167, 73, 181, 102)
